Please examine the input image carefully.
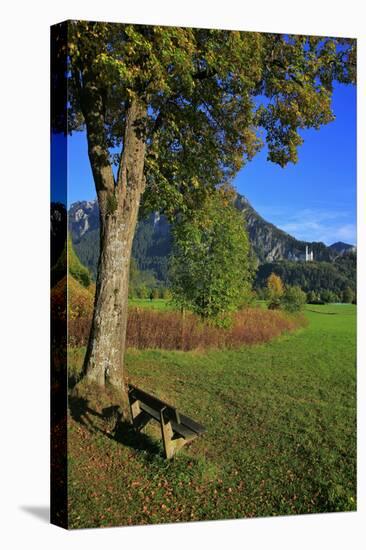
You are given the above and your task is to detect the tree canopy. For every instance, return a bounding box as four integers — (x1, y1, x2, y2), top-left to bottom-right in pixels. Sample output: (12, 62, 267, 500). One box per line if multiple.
(169, 189, 254, 325)
(266, 272, 285, 308)
(63, 22, 356, 218)
(281, 286, 307, 312)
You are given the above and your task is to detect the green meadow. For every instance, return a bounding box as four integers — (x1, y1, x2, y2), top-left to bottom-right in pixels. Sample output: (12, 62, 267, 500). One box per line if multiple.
(68, 303, 356, 528)
(128, 298, 175, 311)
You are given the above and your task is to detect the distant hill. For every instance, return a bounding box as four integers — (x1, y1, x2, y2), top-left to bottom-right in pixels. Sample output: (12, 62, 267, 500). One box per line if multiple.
(70, 202, 171, 281)
(255, 254, 356, 296)
(329, 241, 356, 255)
(68, 194, 355, 282)
(234, 195, 334, 263)
(69, 200, 100, 241)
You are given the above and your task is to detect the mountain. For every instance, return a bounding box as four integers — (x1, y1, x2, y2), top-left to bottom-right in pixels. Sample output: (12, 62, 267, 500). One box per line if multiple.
(234, 195, 333, 263)
(328, 241, 356, 256)
(70, 201, 171, 281)
(69, 200, 100, 241)
(67, 194, 354, 283)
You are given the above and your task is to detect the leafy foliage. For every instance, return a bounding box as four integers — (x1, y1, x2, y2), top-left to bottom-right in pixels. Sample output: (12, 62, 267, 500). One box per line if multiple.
(342, 287, 355, 304)
(320, 289, 338, 304)
(256, 256, 356, 298)
(68, 234, 91, 287)
(73, 229, 100, 279)
(281, 286, 307, 313)
(63, 22, 356, 219)
(52, 275, 95, 321)
(51, 233, 91, 288)
(307, 290, 321, 304)
(266, 273, 285, 309)
(169, 190, 254, 325)
(128, 257, 158, 298)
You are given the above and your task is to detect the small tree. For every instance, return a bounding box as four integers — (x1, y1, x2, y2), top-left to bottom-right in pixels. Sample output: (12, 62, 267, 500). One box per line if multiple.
(255, 287, 266, 301)
(266, 273, 284, 309)
(342, 287, 355, 303)
(307, 290, 320, 304)
(281, 286, 306, 312)
(170, 189, 254, 326)
(321, 289, 334, 303)
(136, 286, 149, 299)
(151, 288, 160, 300)
(160, 288, 172, 300)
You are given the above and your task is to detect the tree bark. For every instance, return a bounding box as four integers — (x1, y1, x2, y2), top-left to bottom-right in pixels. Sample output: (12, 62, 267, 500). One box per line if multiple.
(82, 98, 147, 398)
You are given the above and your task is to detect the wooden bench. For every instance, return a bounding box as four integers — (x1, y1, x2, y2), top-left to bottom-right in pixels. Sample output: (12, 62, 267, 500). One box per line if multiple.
(128, 384, 206, 459)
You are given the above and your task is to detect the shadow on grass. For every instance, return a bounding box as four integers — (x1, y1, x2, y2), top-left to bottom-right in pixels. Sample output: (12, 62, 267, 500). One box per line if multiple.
(68, 395, 162, 459)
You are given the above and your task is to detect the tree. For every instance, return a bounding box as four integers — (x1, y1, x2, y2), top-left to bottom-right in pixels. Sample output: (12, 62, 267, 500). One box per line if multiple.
(320, 289, 335, 303)
(342, 287, 355, 303)
(128, 257, 157, 298)
(307, 290, 319, 304)
(281, 286, 306, 312)
(169, 189, 253, 326)
(53, 21, 355, 405)
(151, 288, 160, 300)
(255, 259, 356, 297)
(160, 287, 172, 300)
(136, 286, 148, 299)
(266, 273, 285, 309)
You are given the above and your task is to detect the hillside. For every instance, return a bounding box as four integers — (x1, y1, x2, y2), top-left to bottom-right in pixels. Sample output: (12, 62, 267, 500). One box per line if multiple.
(51, 230, 91, 288)
(255, 255, 356, 295)
(329, 241, 356, 255)
(71, 205, 171, 281)
(234, 195, 333, 263)
(68, 194, 354, 282)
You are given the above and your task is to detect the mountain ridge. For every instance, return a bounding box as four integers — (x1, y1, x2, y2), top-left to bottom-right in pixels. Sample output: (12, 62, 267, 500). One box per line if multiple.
(68, 194, 355, 282)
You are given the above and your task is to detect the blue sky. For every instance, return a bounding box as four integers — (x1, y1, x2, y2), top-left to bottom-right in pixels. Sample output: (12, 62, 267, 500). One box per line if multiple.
(58, 82, 356, 246)
(234, 83, 356, 245)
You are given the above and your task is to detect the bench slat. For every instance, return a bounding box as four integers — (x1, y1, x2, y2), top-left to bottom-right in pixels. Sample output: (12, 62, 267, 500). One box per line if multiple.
(128, 384, 206, 442)
(178, 412, 206, 435)
(139, 402, 197, 439)
(129, 385, 180, 424)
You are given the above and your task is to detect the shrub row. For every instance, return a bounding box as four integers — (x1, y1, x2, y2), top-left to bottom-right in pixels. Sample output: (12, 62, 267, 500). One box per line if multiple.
(68, 307, 306, 350)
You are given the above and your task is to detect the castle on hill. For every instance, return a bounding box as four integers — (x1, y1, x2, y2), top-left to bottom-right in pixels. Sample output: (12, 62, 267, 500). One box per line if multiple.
(305, 245, 314, 262)
(288, 245, 314, 262)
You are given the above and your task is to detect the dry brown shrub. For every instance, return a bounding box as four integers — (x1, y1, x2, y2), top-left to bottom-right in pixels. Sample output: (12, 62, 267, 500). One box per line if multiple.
(52, 275, 94, 321)
(68, 306, 307, 350)
(125, 307, 306, 350)
(68, 317, 92, 347)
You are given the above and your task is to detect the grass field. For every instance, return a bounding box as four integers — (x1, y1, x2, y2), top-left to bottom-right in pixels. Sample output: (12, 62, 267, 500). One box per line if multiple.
(128, 298, 175, 311)
(67, 303, 356, 528)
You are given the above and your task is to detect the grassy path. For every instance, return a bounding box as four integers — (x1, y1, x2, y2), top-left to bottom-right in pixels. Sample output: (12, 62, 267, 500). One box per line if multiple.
(68, 304, 356, 527)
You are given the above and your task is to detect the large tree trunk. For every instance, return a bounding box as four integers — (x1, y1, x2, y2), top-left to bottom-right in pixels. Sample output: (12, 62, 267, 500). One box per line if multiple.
(82, 99, 146, 402)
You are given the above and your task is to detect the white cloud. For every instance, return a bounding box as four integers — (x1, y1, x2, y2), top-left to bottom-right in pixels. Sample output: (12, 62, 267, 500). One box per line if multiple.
(334, 224, 357, 243)
(260, 207, 356, 245)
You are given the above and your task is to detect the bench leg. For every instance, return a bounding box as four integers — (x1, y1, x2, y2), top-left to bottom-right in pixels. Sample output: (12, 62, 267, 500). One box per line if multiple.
(160, 411, 186, 459)
(133, 410, 151, 431)
(130, 399, 151, 431)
